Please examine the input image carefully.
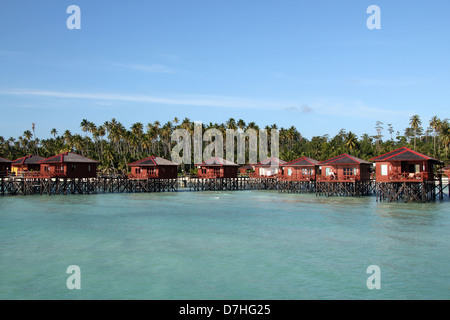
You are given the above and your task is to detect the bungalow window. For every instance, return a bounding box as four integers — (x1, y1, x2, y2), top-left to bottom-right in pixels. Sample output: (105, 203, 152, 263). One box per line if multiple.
(343, 168, 354, 176)
(288, 168, 292, 176)
(381, 164, 388, 176)
(213, 168, 220, 176)
(149, 168, 155, 175)
(88, 165, 91, 172)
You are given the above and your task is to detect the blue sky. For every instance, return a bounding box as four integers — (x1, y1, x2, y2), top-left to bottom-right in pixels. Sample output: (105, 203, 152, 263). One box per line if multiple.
(0, 0, 449, 140)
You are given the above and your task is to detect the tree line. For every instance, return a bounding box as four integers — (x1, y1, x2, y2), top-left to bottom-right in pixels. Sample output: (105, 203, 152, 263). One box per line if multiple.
(0, 115, 449, 174)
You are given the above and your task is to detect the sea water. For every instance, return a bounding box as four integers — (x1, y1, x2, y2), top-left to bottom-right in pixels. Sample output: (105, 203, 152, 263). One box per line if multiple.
(0, 191, 448, 299)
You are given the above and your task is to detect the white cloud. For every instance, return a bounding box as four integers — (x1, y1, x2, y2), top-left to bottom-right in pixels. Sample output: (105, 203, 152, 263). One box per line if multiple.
(344, 78, 428, 86)
(0, 49, 23, 55)
(0, 88, 285, 110)
(112, 62, 175, 74)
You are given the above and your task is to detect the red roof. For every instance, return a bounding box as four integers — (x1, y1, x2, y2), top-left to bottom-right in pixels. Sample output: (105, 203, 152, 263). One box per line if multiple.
(370, 147, 442, 163)
(128, 156, 178, 167)
(196, 157, 238, 166)
(0, 156, 12, 163)
(254, 157, 287, 167)
(318, 154, 372, 165)
(12, 155, 45, 165)
(39, 152, 99, 164)
(283, 156, 319, 167)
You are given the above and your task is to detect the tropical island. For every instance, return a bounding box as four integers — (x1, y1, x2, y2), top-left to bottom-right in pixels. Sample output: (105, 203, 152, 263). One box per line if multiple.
(0, 115, 448, 175)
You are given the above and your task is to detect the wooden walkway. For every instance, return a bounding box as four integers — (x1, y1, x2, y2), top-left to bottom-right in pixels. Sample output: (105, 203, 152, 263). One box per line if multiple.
(0, 177, 178, 196)
(0, 176, 448, 202)
(185, 177, 278, 191)
(375, 180, 447, 203)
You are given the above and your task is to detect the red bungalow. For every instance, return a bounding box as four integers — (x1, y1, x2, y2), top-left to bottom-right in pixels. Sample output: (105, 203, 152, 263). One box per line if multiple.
(196, 157, 239, 178)
(318, 154, 372, 181)
(280, 157, 319, 181)
(252, 157, 286, 178)
(127, 156, 179, 179)
(39, 152, 99, 178)
(370, 147, 444, 182)
(0, 156, 12, 177)
(11, 155, 44, 177)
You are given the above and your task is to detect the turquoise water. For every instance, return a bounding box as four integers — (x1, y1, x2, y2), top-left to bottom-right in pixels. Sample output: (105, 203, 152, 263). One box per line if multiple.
(0, 191, 449, 300)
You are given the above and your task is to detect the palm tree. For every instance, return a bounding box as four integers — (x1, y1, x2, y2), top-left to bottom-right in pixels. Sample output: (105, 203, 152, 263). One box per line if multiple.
(50, 128, 58, 139)
(226, 118, 237, 130)
(80, 119, 90, 154)
(131, 122, 144, 154)
(387, 124, 394, 141)
(237, 119, 246, 131)
(429, 116, 441, 156)
(437, 120, 450, 155)
(345, 132, 358, 153)
(409, 115, 422, 149)
(374, 121, 383, 150)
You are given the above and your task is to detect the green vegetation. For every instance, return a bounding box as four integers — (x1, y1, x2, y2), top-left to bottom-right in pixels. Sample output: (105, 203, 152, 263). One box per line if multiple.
(1, 115, 449, 173)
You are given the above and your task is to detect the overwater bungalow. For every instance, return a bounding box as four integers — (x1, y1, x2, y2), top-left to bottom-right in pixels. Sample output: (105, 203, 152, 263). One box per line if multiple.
(11, 155, 44, 177)
(280, 156, 319, 181)
(317, 154, 372, 181)
(127, 156, 178, 179)
(39, 152, 99, 178)
(0, 156, 12, 177)
(252, 157, 287, 178)
(196, 157, 239, 178)
(370, 147, 444, 182)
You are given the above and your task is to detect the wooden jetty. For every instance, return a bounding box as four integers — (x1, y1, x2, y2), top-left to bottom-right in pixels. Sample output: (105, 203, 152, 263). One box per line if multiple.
(315, 180, 375, 197)
(0, 175, 447, 202)
(278, 180, 316, 193)
(375, 181, 439, 203)
(186, 177, 278, 191)
(0, 176, 178, 196)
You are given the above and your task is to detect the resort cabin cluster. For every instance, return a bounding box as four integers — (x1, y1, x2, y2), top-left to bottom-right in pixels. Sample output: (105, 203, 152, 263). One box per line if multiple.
(317, 154, 372, 181)
(127, 156, 178, 179)
(280, 157, 319, 181)
(370, 147, 444, 182)
(0, 156, 12, 177)
(196, 157, 239, 178)
(252, 157, 287, 178)
(0, 147, 447, 186)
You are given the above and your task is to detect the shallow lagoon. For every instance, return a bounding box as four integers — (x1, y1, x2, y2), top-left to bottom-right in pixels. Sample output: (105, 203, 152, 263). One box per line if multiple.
(0, 191, 448, 299)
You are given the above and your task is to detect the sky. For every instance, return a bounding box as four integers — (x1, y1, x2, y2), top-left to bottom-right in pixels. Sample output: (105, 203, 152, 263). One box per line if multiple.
(0, 0, 449, 140)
